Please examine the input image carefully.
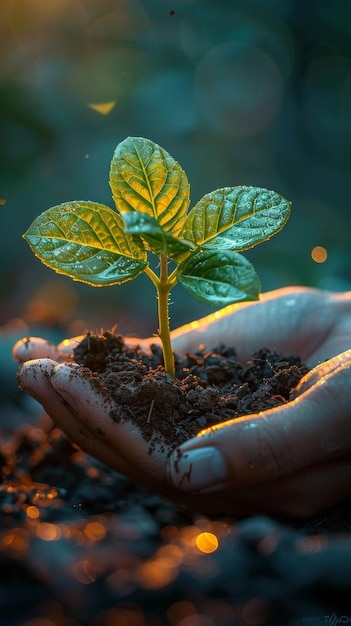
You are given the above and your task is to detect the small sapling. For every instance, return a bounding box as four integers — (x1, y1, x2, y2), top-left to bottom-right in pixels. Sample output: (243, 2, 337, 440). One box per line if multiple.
(23, 137, 291, 376)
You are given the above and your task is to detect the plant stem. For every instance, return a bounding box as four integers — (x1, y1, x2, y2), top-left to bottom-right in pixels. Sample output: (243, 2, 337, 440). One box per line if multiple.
(157, 254, 175, 377)
(144, 257, 175, 376)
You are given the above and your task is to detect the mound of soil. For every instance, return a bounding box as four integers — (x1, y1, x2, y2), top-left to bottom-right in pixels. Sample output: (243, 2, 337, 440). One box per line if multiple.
(73, 331, 309, 450)
(1, 332, 351, 625)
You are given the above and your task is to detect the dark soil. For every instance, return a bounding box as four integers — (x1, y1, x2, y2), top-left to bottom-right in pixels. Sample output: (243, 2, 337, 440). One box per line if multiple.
(1, 331, 351, 625)
(73, 330, 309, 451)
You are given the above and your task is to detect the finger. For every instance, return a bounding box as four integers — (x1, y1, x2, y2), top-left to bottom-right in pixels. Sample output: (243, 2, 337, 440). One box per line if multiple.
(17, 359, 137, 479)
(49, 363, 170, 488)
(169, 287, 322, 362)
(245, 457, 351, 518)
(56, 336, 85, 361)
(168, 351, 351, 493)
(13, 338, 59, 363)
(291, 348, 351, 396)
(13, 335, 87, 364)
(177, 458, 351, 518)
(170, 287, 351, 366)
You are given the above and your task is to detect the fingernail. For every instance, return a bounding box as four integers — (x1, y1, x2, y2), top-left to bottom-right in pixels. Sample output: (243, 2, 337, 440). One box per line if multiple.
(168, 446, 227, 493)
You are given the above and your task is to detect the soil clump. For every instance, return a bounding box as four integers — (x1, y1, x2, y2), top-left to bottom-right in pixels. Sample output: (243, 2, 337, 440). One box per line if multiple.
(73, 330, 309, 451)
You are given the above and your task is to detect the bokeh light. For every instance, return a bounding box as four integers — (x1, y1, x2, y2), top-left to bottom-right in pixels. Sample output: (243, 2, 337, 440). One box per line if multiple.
(24, 280, 78, 325)
(311, 246, 328, 264)
(195, 41, 284, 138)
(195, 532, 219, 554)
(26, 505, 40, 520)
(167, 601, 197, 626)
(84, 521, 107, 542)
(1, 527, 30, 556)
(137, 557, 177, 589)
(72, 559, 98, 584)
(36, 523, 61, 541)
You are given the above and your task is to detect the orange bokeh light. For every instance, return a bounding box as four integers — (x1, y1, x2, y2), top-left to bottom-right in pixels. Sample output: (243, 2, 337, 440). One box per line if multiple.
(26, 505, 40, 519)
(195, 532, 219, 553)
(137, 558, 177, 589)
(311, 245, 328, 263)
(72, 559, 98, 584)
(84, 521, 107, 542)
(36, 523, 61, 541)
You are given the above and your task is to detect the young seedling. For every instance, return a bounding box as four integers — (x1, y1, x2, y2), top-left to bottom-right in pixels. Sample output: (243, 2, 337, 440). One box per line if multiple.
(24, 137, 291, 377)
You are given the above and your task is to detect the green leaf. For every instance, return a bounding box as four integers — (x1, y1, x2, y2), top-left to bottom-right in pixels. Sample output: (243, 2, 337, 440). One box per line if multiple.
(109, 137, 190, 236)
(122, 211, 196, 256)
(177, 249, 260, 306)
(182, 186, 291, 252)
(23, 201, 147, 286)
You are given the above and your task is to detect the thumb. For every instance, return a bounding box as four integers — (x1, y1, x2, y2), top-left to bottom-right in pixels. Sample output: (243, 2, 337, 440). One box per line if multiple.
(168, 350, 351, 493)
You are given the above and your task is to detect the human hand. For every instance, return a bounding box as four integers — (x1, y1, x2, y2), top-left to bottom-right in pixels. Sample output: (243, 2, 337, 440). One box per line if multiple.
(13, 287, 351, 518)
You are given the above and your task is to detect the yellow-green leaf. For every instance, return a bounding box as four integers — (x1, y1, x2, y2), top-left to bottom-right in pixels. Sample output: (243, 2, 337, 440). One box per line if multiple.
(23, 201, 147, 286)
(109, 136, 190, 236)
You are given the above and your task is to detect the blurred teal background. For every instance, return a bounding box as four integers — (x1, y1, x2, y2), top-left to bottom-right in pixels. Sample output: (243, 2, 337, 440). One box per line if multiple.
(1, 0, 351, 341)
